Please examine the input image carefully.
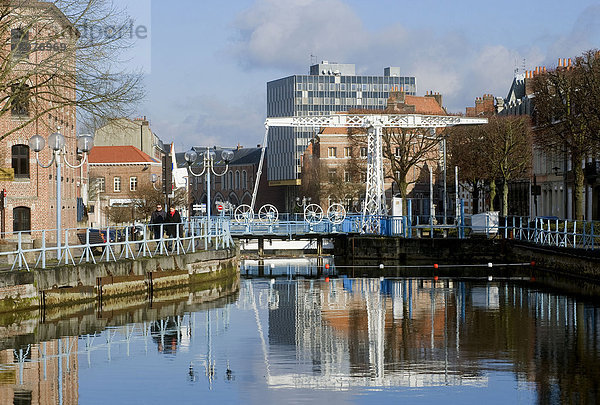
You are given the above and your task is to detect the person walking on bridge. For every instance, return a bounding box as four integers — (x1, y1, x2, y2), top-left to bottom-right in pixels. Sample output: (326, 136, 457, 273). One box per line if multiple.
(166, 206, 182, 250)
(150, 204, 166, 240)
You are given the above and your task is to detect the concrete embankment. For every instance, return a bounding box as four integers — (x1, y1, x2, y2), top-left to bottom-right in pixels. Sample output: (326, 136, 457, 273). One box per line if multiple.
(0, 247, 239, 313)
(333, 236, 600, 285)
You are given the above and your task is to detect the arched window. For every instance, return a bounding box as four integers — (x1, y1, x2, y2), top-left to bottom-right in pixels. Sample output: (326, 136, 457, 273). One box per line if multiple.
(13, 206, 31, 233)
(228, 172, 233, 190)
(235, 171, 240, 190)
(11, 144, 29, 178)
(242, 170, 248, 189)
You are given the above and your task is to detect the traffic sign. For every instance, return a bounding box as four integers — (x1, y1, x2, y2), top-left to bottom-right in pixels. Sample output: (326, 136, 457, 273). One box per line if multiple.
(217, 204, 223, 212)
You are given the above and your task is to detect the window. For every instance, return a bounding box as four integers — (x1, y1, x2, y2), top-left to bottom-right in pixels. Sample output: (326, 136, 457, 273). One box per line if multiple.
(242, 170, 248, 189)
(235, 171, 240, 189)
(113, 176, 121, 192)
(96, 177, 105, 192)
(11, 28, 30, 58)
(11, 144, 29, 179)
(343, 147, 352, 158)
(344, 171, 351, 183)
(130, 176, 137, 191)
(360, 147, 367, 158)
(395, 147, 401, 157)
(328, 169, 337, 181)
(11, 83, 29, 116)
(327, 147, 337, 158)
(13, 206, 31, 233)
(228, 171, 233, 190)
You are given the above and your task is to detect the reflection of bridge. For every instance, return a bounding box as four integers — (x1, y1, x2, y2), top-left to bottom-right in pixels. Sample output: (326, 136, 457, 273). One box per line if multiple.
(1, 276, 597, 395)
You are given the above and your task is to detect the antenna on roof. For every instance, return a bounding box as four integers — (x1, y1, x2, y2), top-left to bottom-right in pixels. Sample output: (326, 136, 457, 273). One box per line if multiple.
(310, 53, 317, 65)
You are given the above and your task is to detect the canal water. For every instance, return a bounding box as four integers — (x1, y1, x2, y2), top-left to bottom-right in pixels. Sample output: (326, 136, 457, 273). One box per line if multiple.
(0, 259, 599, 404)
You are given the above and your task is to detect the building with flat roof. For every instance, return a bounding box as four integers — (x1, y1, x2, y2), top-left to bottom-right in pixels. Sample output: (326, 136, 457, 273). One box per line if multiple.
(267, 62, 416, 211)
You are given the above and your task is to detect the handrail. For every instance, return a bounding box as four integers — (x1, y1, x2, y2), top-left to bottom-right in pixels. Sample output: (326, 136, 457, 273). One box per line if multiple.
(0, 218, 233, 271)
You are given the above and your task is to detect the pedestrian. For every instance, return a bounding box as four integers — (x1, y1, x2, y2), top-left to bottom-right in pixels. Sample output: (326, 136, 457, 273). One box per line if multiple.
(150, 204, 166, 240)
(166, 206, 182, 249)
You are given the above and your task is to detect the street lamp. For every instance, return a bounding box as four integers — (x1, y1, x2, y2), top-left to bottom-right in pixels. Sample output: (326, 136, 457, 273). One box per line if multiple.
(151, 173, 160, 190)
(29, 132, 94, 260)
(184, 147, 234, 231)
(295, 196, 311, 213)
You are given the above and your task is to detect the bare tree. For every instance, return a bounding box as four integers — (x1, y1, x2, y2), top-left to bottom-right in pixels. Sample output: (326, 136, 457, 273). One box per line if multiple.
(532, 52, 598, 219)
(0, 0, 144, 141)
(127, 182, 188, 221)
(447, 124, 489, 214)
(486, 116, 533, 216)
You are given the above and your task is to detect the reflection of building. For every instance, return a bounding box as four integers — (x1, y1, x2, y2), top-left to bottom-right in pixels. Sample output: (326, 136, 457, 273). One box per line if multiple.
(0, 338, 78, 404)
(87, 145, 161, 226)
(267, 62, 417, 211)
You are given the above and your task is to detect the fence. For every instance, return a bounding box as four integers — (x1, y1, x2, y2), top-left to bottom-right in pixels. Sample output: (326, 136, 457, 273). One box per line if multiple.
(0, 217, 233, 271)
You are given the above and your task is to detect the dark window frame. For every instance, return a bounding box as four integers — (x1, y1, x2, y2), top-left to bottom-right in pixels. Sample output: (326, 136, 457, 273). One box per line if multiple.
(13, 206, 31, 233)
(11, 144, 29, 179)
(11, 28, 30, 59)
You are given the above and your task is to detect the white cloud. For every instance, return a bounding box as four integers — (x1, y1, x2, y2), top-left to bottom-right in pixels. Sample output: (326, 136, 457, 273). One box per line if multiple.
(229, 1, 600, 114)
(154, 93, 266, 150)
(547, 4, 600, 63)
(231, 0, 367, 70)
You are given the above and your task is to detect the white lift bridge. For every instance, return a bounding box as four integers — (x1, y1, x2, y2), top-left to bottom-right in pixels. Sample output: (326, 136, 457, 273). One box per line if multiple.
(241, 113, 487, 234)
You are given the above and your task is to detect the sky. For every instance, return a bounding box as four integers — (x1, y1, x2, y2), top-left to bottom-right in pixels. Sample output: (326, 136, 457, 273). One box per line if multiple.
(120, 0, 600, 153)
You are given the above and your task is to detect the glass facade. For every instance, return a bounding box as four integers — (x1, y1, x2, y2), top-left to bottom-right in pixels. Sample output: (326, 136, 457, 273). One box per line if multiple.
(266, 64, 416, 182)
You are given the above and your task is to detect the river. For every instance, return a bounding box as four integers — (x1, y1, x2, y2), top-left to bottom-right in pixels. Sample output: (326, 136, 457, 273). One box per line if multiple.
(0, 258, 598, 404)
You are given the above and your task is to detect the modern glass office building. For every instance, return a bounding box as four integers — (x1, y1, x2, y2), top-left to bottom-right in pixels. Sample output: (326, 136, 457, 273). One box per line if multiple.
(266, 62, 416, 185)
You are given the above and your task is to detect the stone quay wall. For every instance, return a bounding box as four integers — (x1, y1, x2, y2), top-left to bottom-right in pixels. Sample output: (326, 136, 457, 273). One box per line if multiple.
(0, 247, 239, 313)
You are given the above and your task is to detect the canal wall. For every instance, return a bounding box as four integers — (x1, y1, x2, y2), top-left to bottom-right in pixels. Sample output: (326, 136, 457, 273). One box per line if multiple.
(333, 236, 600, 282)
(0, 274, 240, 352)
(0, 247, 239, 313)
(333, 236, 508, 265)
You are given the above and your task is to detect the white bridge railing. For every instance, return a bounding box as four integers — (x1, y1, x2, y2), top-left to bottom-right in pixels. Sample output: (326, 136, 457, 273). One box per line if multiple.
(0, 218, 233, 271)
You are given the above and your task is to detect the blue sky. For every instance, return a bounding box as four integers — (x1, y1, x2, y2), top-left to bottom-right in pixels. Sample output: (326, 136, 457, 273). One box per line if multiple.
(121, 0, 600, 152)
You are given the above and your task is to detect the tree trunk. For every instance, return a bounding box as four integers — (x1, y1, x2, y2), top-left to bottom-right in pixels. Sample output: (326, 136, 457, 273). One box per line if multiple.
(502, 179, 509, 217)
(398, 180, 408, 215)
(573, 157, 585, 220)
(473, 182, 480, 215)
(489, 180, 496, 211)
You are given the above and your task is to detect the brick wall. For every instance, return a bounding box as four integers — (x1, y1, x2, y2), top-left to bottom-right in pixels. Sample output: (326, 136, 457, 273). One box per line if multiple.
(0, 2, 80, 240)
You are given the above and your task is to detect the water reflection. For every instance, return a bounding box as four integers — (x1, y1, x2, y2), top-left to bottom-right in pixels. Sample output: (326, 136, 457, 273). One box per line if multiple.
(0, 274, 598, 403)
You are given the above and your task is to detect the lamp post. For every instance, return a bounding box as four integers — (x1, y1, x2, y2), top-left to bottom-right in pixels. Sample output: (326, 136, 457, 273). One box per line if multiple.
(184, 147, 234, 234)
(151, 173, 160, 190)
(295, 196, 311, 214)
(29, 132, 94, 260)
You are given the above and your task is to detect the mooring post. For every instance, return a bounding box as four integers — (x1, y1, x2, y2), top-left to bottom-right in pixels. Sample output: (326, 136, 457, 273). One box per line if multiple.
(258, 237, 264, 257)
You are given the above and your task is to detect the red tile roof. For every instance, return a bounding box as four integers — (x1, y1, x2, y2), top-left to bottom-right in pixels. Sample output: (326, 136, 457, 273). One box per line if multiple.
(404, 95, 446, 115)
(88, 145, 158, 164)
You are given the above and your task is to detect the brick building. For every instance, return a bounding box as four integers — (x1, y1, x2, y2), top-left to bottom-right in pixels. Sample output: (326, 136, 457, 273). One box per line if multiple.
(87, 145, 161, 227)
(0, 1, 81, 239)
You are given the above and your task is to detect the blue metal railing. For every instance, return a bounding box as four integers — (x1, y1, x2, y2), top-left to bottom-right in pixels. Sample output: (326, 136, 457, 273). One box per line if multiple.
(3, 212, 600, 271)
